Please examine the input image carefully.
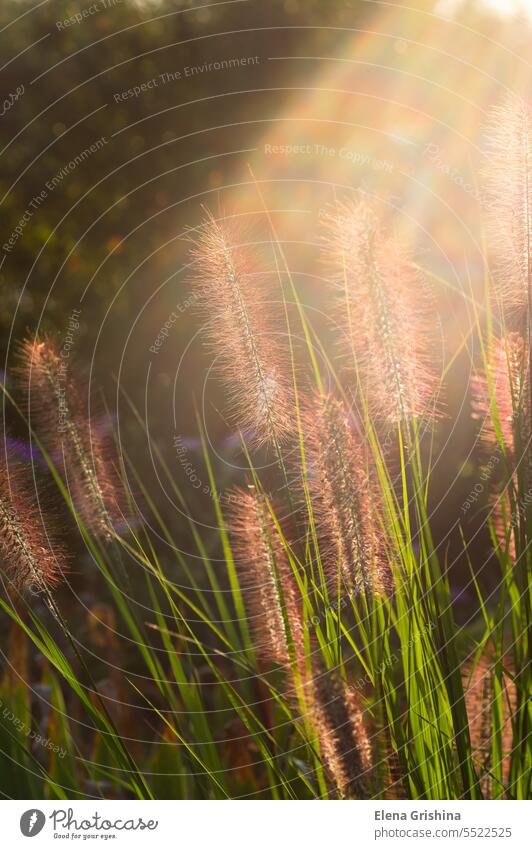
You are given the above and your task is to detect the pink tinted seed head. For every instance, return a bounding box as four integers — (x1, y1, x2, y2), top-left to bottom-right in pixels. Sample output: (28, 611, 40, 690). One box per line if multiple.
(16, 336, 126, 541)
(483, 94, 532, 318)
(303, 391, 387, 596)
(0, 457, 66, 593)
(229, 485, 304, 667)
(188, 212, 294, 448)
(321, 198, 438, 424)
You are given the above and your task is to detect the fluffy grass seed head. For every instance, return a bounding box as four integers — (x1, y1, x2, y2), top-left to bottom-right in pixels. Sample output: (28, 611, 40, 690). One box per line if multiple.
(463, 652, 516, 797)
(16, 336, 126, 541)
(0, 456, 66, 594)
(471, 333, 528, 462)
(303, 391, 387, 596)
(310, 669, 373, 799)
(188, 212, 294, 448)
(229, 484, 304, 666)
(483, 94, 532, 319)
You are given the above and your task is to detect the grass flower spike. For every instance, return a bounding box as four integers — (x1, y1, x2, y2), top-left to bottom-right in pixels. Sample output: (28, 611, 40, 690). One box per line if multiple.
(471, 333, 529, 462)
(0, 457, 65, 593)
(229, 484, 373, 798)
(311, 670, 373, 799)
(17, 337, 125, 541)
(471, 333, 530, 560)
(463, 653, 516, 797)
(229, 485, 303, 666)
(304, 392, 386, 595)
(483, 94, 532, 319)
(189, 212, 293, 448)
(321, 198, 438, 424)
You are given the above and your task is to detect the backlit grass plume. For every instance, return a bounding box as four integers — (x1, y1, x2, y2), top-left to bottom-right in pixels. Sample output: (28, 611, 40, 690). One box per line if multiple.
(16, 337, 125, 541)
(463, 653, 516, 797)
(229, 484, 304, 666)
(303, 392, 386, 595)
(311, 671, 373, 799)
(188, 212, 293, 448)
(471, 334, 530, 559)
(471, 333, 529, 462)
(483, 94, 532, 319)
(321, 198, 438, 424)
(0, 456, 65, 593)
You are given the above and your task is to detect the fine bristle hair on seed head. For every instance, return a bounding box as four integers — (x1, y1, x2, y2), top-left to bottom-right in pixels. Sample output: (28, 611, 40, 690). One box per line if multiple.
(321, 197, 439, 425)
(310, 668, 373, 799)
(0, 453, 66, 594)
(188, 211, 294, 448)
(483, 94, 532, 320)
(15, 336, 126, 541)
(470, 333, 529, 463)
(302, 391, 387, 596)
(229, 485, 304, 667)
(471, 334, 531, 564)
(463, 651, 516, 797)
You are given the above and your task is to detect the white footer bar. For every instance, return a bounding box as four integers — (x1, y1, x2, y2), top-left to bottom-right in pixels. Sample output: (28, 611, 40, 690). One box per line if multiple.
(3, 799, 530, 848)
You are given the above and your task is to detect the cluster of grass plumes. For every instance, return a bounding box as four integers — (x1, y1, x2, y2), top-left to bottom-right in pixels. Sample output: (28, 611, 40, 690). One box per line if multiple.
(193, 202, 443, 800)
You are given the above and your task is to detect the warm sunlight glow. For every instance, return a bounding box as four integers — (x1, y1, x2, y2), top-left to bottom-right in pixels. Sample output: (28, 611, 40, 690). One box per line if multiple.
(438, 0, 532, 16)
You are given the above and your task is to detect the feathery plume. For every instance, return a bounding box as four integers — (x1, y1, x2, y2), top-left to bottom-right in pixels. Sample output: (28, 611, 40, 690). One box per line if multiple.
(0, 457, 65, 593)
(229, 485, 304, 666)
(471, 334, 531, 558)
(471, 333, 529, 461)
(483, 94, 532, 318)
(382, 743, 407, 799)
(463, 652, 516, 797)
(303, 392, 387, 595)
(321, 198, 438, 424)
(188, 212, 293, 448)
(16, 337, 125, 540)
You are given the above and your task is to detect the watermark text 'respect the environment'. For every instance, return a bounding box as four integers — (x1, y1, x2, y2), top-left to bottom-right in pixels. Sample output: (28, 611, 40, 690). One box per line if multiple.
(3, 137, 107, 254)
(56, 0, 122, 30)
(114, 56, 261, 102)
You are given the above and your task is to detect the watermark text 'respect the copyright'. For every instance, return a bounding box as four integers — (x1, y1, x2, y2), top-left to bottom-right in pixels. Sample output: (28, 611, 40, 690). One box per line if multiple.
(263, 142, 394, 172)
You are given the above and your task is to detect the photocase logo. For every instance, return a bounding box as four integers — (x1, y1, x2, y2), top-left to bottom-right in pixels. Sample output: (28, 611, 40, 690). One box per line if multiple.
(20, 809, 46, 837)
